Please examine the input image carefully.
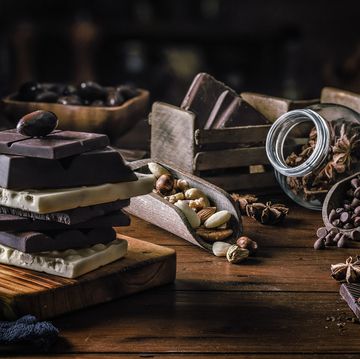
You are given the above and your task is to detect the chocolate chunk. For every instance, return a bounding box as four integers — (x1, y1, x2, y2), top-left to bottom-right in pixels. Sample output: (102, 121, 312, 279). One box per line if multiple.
(340, 283, 360, 320)
(0, 211, 129, 231)
(0, 129, 109, 159)
(337, 234, 349, 248)
(0, 147, 136, 189)
(0, 200, 129, 225)
(314, 237, 325, 250)
(316, 227, 328, 238)
(181, 73, 268, 129)
(0, 227, 116, 253)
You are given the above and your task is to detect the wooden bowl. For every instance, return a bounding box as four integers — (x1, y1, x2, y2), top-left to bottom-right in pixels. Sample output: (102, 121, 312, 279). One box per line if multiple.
(127, 159, 242, 252)
(322, 172, 360, 235)
(1, 89, 149, 139)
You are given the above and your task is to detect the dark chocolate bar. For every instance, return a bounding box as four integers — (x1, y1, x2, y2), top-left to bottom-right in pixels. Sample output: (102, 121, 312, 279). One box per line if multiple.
(0, 227, 116, 253)
(0, 211, 130, 231)
(0, 147, 136, 189)
(0, 200, 129, 225)
(181, 73, 268, 129)
(0, 129, 109, 159)
(340, 283, 360, 319)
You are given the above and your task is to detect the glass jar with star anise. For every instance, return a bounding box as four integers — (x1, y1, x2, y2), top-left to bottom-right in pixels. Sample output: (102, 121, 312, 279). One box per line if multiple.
(266, 104, 360, 210)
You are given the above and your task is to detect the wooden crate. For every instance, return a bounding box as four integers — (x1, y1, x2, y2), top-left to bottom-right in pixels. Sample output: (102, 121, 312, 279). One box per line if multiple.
(149, 102, 277, 192)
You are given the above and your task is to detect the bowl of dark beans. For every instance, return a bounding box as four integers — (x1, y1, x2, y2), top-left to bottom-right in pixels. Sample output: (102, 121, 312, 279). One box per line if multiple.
(1, 81, 149, 138)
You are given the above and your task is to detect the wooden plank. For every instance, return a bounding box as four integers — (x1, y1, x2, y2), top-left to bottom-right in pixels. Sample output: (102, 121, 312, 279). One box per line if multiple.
(195, 125, 271, 146)
(321, 87, 360, 114)
(194, 147, 269, 171)
(150, 102, 196, 173)
(50, 291, 360, 354)
(0, 236, 176, 320)
(201, 171, 277, 191)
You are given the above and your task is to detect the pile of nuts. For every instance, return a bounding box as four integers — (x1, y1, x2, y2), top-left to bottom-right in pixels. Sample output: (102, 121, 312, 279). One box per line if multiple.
(148, 162, 258, 263)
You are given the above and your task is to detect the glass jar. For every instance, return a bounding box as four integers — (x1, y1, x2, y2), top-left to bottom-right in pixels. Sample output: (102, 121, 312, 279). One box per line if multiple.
(266, 104, 360, 210)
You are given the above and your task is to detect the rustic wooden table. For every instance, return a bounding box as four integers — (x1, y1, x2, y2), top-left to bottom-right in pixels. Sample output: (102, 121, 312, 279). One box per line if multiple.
(8, 201, 360, 358)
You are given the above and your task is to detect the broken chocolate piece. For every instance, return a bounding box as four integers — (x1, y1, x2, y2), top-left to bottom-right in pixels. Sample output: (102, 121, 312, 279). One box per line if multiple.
(0, 200, 129, 225)
(0, 147, 136, 189)
(0, 227, 117, 253)
(0, 211, 130, 231)
(340, 283, 360, 320)
(0, 129, 109, 159)
(181, 73, 268, 129)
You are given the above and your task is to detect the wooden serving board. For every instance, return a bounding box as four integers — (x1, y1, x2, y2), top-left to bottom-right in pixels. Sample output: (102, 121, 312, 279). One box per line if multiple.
(0, 234, 176, 320)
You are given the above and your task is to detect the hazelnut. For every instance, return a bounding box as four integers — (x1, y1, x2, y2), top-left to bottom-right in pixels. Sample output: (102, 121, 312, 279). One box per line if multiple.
(155, 174, 174, 195)
(236, 236, 258, 255)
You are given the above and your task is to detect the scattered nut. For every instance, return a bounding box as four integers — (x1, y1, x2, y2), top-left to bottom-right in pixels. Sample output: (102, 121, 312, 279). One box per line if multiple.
(164, 192, 185, 204)
(197, 207, 217, 223)
(212, 241, 232, 257)
(226, 245, 249, 264)
(189, 197, 210, 211)
(196, 228, 233, 241)
(236, 236, 258, 255)
(185, 188, 207, 200)
(148, 162, 170, 178)
(174, 179, 190, 191)
(155, 174, 174, 195)
(204, 210, 231, 229)
(175, 200, 201, 229)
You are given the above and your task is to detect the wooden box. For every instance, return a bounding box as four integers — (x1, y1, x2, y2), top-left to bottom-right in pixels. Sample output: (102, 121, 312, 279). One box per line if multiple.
(149, 102, 276, 192)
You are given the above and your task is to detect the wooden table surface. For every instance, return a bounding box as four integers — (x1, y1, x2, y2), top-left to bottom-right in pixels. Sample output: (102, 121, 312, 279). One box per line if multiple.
(6, 201, 360, 358)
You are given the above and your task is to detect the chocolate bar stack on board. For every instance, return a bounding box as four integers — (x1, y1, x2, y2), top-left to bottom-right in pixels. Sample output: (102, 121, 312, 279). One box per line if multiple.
(0, 116, 154, 278)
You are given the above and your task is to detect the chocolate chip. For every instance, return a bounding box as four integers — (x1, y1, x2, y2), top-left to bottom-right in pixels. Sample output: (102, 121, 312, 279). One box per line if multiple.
(337, 235, 349, 248)
(314, 237, 325, 250)
(351, 230, 360, 241)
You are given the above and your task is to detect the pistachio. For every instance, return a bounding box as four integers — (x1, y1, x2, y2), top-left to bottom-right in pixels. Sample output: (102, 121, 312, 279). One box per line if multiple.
(197, 207, 217, 223)
(185, 188, 207, 200)
(175, 200, 201, 228)
(204, 210, 231, 229)
(155, 174, 174, 195)
(189, 197, 210, 211)
(226, 245, 249, 264)
(174, 179, 190, 192)
(236, 236, 258, 255)
(196, 228, 233, 241)
(212, 241, 232, 257)
(148, 162, 170, 178)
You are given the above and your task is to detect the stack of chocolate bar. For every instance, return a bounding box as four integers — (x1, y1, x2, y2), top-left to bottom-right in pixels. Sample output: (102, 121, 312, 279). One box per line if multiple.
(0, 124, 154, 278)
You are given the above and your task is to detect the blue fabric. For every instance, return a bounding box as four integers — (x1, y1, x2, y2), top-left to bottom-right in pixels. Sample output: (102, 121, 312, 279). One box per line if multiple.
(0, 315, 59, 351)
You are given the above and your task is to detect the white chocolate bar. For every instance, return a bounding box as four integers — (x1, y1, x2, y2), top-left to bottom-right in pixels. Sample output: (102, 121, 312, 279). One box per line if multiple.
(0, 173, 154, 213)
(0, 239, 128, 278)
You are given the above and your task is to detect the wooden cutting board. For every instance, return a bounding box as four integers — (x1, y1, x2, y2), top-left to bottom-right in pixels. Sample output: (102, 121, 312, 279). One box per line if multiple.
(0, 234, 176, 320)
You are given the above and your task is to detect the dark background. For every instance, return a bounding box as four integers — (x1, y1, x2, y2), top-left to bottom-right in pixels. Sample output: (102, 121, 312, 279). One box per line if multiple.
(0, 0, 359, 104)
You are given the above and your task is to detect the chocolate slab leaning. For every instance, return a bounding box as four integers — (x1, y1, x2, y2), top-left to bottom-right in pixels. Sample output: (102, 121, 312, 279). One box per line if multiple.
(0, 227, 117, 253)
(181, 72, 268, 129)
(0, 129, 109, 159)
(0, 200, 129, 225)
(340, 283, 360, 319)
(0, 211, 130, 231)
(0, 147, 137, 189)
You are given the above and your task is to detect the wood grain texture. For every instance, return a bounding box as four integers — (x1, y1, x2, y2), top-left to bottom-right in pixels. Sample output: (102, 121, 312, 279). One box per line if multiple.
(127, 159, 242, 251)
(241, 92, 319, 122)
(1, 89, 149, 138)
(201, 172, 277, 191)
(195, 125, 271, 146)
(0, 235, 175, 320)
(321, 87, 360, 114)
(150, 102, 195, 173)
(194, 146, 269, 171)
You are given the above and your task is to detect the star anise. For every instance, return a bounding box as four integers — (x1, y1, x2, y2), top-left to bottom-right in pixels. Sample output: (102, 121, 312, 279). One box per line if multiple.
(231, 193, 258, 215)
(332, 124, 360, 174)
(245, 201, 289, 225)
(331, 256, 360, 283)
